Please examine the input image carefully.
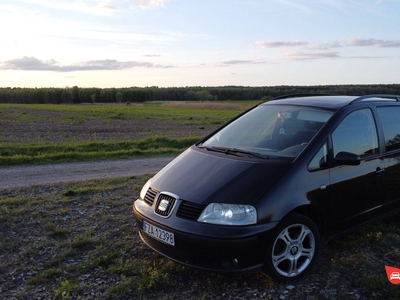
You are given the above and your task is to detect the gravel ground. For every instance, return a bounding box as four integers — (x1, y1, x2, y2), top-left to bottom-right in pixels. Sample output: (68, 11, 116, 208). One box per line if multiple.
(0, 156, 175, 189)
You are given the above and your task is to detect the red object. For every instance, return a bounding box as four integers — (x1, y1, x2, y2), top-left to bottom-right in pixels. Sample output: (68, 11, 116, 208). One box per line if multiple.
(385, 266, 400, 285)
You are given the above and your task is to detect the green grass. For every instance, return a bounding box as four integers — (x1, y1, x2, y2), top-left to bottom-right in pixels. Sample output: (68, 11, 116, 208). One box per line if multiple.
(0, 136, 199, 166)
(0, 102, 249, 126)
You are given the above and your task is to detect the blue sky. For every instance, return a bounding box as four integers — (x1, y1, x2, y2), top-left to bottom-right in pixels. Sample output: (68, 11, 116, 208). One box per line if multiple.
(0, 0, 399, 88)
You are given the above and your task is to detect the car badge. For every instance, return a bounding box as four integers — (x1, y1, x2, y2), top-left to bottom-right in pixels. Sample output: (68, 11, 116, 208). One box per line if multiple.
(158, 199, 170, 212)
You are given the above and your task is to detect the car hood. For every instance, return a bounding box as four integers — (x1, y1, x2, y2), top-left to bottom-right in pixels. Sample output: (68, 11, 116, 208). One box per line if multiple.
(150, 146, 292, 206)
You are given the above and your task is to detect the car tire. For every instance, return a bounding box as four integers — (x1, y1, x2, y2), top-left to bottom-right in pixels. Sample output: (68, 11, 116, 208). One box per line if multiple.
(263, 213, 320, 281)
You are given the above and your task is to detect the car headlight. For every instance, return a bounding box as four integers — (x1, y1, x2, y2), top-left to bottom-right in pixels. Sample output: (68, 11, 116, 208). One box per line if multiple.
(197, 203, 257, 225)
(139, 179, 152, 200)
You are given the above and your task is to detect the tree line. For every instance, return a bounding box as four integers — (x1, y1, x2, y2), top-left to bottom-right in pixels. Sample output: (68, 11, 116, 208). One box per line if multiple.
(1, 84, 400, 104)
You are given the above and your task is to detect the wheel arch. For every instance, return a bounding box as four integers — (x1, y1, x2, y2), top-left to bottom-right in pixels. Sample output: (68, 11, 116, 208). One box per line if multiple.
(284, 205, 323, 235)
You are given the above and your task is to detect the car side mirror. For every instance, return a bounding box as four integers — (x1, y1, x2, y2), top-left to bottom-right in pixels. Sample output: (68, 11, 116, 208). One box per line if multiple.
(335, 151, 361, 166)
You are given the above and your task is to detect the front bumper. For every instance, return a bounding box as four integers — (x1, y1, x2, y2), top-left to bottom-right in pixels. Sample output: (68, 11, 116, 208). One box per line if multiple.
(133, 200, 277, 273)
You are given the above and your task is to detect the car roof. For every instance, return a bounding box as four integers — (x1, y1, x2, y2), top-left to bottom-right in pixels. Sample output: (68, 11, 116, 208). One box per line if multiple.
(262, 94, 400, 111)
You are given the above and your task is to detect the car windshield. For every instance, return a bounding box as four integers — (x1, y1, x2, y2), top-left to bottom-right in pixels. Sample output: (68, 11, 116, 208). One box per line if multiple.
(200, 104, 333, 159)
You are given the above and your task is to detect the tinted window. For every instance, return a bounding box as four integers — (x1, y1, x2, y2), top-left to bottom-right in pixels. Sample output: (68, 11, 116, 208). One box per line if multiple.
(377, 106, 400, 152)
(332, 109, 378, 157)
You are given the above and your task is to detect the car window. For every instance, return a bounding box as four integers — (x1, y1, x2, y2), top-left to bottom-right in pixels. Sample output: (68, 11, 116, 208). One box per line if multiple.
(377, 106, 400, 152)
(202, 105, 333, 159)
(332, 109, 378, 158)
(308, 141, 328, 171)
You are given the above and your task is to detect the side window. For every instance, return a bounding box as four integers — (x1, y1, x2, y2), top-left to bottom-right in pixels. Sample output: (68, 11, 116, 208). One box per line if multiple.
(377, 106, 400, 152)
(332, 109, 378, 158)
(308, 141, 328, 171)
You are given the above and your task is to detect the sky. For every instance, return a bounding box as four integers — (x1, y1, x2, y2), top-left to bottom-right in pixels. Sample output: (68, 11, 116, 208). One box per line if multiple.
(0, 0, 399, 88)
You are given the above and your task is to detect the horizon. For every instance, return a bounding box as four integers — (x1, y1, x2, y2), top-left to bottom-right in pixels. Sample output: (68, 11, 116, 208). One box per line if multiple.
(1, 0, 399, 88)
(2, 83, 400, 90)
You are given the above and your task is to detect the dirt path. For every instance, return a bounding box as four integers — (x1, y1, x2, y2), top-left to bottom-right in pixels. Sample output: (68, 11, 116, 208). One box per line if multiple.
(0, 156, 176, 190)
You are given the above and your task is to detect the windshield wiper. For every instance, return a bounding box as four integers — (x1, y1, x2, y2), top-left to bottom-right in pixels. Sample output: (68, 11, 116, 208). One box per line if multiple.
(199, 145, 269, 159)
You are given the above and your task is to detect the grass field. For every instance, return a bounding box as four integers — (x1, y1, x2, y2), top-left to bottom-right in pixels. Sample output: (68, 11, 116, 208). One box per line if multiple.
(0, 101, 259, 166)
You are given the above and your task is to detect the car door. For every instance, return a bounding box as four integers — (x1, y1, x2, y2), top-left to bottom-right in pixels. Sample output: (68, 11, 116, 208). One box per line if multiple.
(328, 108, 385, 234)
(376, 105, 400, 213)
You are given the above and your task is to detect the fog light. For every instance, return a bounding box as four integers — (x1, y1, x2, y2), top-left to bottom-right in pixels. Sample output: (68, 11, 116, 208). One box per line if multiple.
(232, 258, 239, 267)
(221, 257, 240, 269)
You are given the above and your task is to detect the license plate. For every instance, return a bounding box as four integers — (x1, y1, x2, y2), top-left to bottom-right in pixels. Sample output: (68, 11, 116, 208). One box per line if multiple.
(142, 220, 175, 246)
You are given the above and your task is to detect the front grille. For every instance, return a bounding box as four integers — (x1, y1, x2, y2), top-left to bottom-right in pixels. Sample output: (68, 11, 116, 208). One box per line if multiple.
(144, 188, 158, 206)
(177, 201, 206, 221)
(155, 193, 176, 217)
(144, 188, 205, 221)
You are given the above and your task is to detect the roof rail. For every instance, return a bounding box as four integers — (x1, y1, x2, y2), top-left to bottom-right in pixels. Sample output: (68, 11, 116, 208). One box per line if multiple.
(271, 93, 335, 101)
(350, 94, 400, 104)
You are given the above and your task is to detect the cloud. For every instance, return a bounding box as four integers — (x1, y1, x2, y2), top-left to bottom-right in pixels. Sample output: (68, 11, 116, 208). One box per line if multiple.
(216, 60, 268, 66)
(18, 0, 116, 15)
(0, 56, 174, 72)
(253, 41, 309, 48)
(129, 0, 171, 9)
(253, 38, 400, 50)
(346, 38, 400, 48)
(309, 41, 344, 50)
(97, 1, 117, 10)
(142, 54, 162, 57)
(252, 38, 400, 61)
(284, 52, 341, 61)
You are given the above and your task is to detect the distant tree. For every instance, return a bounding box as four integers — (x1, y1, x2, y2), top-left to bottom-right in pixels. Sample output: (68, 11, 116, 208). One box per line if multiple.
(116, 91, 123, 103)
(61, 89, 73, 104)
(43, 91, 51, 104)
(72, 86, 80, 103)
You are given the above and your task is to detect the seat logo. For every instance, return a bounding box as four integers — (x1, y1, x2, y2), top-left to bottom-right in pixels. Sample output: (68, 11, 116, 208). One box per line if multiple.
(158, 199, 170, 212)
(154, 192, 179, 218)
(290, 246, 299, 255)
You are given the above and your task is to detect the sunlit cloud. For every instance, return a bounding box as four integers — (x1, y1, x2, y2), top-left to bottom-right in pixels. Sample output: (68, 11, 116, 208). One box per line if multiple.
(129, 0, 171, 9)
(0, 56, 174, 72)
(97, 1, 117, 10)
